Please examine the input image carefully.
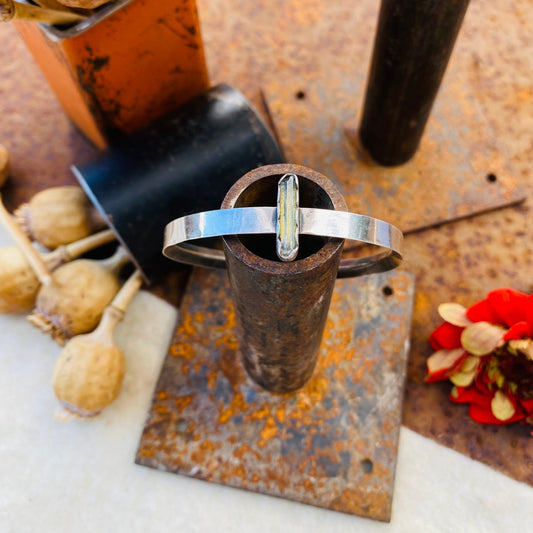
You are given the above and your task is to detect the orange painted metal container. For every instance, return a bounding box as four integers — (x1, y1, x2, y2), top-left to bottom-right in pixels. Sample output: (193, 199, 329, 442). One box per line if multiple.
(14, 0, 209, 148)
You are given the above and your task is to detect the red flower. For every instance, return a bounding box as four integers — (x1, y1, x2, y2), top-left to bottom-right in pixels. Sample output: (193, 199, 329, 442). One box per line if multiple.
(426, 288, 533, 433)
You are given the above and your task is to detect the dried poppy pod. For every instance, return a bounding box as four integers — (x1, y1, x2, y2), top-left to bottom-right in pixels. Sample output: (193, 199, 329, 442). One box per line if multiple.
(0, 194, 112, 313)
(0, 0, 86, 24)
(0, 229, 116, 314)
(56, 0, 112, 9)
(52, 270, 143, 417)
(0, 194, 48, 313)
(34, 0, 83, 12)
(0, 143, 8, 187)
(28, 246, 130, 345)
(0, 245, 42, 314)
(14, 186, 106, 250)
(0, 193, 123, 331)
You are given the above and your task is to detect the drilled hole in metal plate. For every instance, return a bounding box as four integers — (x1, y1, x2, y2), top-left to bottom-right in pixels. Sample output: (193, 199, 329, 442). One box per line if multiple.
(487, 173, 497, 183)
(382, 285, 394, 297)
(360, 458, 374, 474)
(295, 90, 306, 100)
(176, 419, 189, 433)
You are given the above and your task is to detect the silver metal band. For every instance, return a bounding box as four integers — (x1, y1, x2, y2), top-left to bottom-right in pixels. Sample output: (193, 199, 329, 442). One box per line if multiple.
(163, 207, 403, 278)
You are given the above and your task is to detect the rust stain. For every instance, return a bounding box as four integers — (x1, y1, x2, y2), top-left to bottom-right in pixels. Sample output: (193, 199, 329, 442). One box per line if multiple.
(259, 417, 278, 445)
(169, 341, 195, 360)
(138, 447, 156, 459)
(218, 392, 248, 424)
(175, 395, 193, 411)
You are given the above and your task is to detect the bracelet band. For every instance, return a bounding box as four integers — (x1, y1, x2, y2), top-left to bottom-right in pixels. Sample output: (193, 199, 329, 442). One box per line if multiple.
(163, 206, 403, 278)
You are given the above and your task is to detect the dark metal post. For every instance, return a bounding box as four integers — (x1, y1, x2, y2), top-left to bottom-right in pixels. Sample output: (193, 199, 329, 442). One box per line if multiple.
(359, 0, 470, 166)
(221, 164, 346, 393)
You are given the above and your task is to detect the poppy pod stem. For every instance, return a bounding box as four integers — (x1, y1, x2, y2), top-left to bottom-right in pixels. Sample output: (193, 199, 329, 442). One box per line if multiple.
(55, 0, 112, 10)
(0, 0, 86, 24)
(34, 0, 79, 12)
(97, 245, 131, 276)
(83, 269, 143, 347)
(44, 228, 116, 270)
(109, 269, 143, 315)
(0, 193, 52, 285)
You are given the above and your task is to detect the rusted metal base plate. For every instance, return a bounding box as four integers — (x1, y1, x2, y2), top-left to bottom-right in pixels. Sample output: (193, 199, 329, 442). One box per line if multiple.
(263, 72, 525, 234)
(136, 268, 414, 522)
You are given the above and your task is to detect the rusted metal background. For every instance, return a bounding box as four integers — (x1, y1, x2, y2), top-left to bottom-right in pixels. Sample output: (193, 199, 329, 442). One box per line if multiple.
(136, 268, 414, 522)
(263, 72, 524, 234)
(1, 0, 533, 491)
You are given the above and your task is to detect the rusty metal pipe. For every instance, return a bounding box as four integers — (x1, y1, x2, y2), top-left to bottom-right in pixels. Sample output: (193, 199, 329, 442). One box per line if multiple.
(221, 165, 346, 393)
(359, 0, 470, 166)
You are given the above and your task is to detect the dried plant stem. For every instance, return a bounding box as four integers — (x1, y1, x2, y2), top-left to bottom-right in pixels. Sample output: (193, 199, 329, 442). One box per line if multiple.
(66, 228, 115, 258)
(44, 228, 116, 270)
(0, 193, 51, 285)
(90, 269, 143, 345)
(0, 0, 86, 24)
(56, 0, 112, 10)
(98, 245, 131, 275)
(83, 269, 143, 346)
(33, 0, 74, 11)
(110, 269, 143, 314)
(33, 0, 91, 13)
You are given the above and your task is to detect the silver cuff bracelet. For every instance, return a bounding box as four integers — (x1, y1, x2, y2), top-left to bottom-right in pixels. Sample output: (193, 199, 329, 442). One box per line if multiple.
(163, 173, 403, 278)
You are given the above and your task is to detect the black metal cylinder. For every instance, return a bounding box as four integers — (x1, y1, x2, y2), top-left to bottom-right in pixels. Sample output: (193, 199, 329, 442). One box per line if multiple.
(359, 0, 470, 166)
(72, 84, 284, 282)
(221, 164, 346, 393)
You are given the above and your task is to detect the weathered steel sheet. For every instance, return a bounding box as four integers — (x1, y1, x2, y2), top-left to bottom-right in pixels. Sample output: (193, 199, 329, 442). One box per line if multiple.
(136, 268, 415, 522)
(263, 71, 525, 234)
